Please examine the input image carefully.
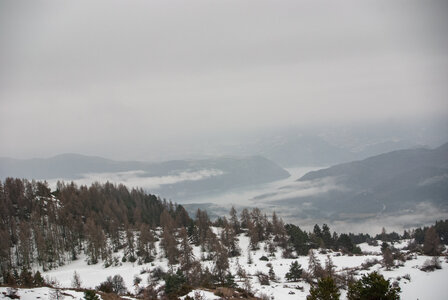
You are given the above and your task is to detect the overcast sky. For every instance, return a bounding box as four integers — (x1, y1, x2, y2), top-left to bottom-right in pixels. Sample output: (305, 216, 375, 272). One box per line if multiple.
(1, 0, 447, 160)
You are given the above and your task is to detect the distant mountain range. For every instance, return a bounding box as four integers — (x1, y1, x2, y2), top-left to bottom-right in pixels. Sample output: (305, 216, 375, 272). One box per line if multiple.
(258, 142, 448, 219)
(257, 135, 421, 167)
(0, 154, 290, 200)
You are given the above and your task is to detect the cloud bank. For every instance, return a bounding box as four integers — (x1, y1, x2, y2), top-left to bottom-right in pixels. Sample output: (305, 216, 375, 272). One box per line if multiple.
(46, 169, 224, 191)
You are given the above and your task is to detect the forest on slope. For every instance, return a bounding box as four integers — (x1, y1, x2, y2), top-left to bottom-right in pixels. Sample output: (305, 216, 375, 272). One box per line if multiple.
(1, 178, 447, 299)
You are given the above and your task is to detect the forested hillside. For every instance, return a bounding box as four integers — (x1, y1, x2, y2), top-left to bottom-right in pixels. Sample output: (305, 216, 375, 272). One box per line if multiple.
(1, 178, 447, 299)
(0, 178, 191, 272)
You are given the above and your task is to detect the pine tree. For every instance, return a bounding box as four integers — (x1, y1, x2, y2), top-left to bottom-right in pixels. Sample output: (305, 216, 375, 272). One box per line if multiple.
(18, 221, 32, 268)
(221, 222, 240, 257)
(313, 224, 322, 239)
(179, 227, 195, 277)
(229, 206, 240, 234)
(337, 234, 354, 254)
(164, 269, 186, 296)
(285, 224, 310, 255)
(247, 250, 253, 265)
(84, 218, 105, 265)
(285, 261, 303, 282)
(268, 263, 276, 281)
(204, 227, 218, 256)
(71, 271, 82, 288)
(423, 227, 440, 256)
(19, 267, 33, 287)
(250, 208, 265, 242)
(324, 255, 335, 278)
(248, 220, 260, 250)
(308, 250, 324, 279)
(33, 271, 45, 286)
(347, 272, 400, 300)
(272, 211, 280, 235)
(240, 208, 251, 229)
(160, 210, 178, 265)
(382, 247, 394, 270)
(195, 209, 210, 246)
(137, 224, 156, 263)
(213, 243, 229, 285)
(125, 228, 136, 262)
(381, 227, 387, 242)
(307, 277, 340, 300)
(321, 224, 333, 249)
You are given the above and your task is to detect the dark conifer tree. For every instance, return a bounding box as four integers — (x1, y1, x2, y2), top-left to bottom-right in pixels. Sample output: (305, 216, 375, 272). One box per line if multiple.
(179, 227, 195, 278)
(423, 227, 441, 256)
(347, 272, 400, 300)
(213, 243, 229, 285)
(195, 209, 210, 246)
(321, 224, 333, 249)
(285, 261, 303, 282)
(137, 223, 156, 263)
(240, 208, 250, 229)
(125, 228, 136, 262)
(160, 210, 178, 265)
(229, 206, 240, 234)
(307, 277, 340, 300)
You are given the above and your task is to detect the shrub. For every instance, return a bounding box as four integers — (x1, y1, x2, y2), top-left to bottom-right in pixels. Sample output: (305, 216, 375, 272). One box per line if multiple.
(71, 271, 82, 289)
(420, 257, 442, 272)
(256, 271, 270, 285)
(96, 274, 127, 295)
(84, 290, 100, 300)
(258, 292, 271, 300)
(151, 266, 166, 281)
(360, 258, 380, 270)
(96, 279, 113, 293)
(6, 288, 19, 299)
(164, 270, 188, 296)
(33, 271, 45, 286)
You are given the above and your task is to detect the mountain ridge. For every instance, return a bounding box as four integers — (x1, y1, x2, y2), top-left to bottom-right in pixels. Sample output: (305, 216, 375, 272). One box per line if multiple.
(0, 153, 290, 201)
(259, 142, 448, 219)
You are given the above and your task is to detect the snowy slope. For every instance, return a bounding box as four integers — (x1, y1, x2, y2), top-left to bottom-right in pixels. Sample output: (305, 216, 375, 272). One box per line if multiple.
(0, 287, 92, 300)
(31, 230, 448, 300)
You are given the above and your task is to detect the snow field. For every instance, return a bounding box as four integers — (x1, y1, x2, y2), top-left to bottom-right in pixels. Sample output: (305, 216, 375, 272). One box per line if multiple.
(0, 287, 91, 300)
(34, 229, 448, 300)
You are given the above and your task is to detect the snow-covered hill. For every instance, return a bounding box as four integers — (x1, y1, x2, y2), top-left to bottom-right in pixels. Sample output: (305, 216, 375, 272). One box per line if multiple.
(21, 229, 446, 300)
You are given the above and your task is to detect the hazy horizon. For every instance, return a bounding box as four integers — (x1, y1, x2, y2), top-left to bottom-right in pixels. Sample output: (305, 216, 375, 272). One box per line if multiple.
(1, 0, 448, 161)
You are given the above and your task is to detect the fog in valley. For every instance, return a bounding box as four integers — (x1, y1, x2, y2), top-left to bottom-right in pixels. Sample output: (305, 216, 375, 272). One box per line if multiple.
(1, 0, 448, 235)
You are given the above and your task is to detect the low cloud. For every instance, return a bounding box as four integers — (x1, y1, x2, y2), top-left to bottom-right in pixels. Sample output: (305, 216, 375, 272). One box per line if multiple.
(253, 176, 348, 202)
(418, 173, 448, 186)
(46, 169, 224, 190)
(274, 201, 448, 235)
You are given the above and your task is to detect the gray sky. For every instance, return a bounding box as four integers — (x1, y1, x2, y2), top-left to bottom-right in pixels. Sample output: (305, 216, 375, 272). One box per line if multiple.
(1, 0, 447, 160)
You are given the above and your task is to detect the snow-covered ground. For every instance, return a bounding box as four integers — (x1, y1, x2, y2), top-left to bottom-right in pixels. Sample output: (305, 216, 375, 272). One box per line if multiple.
(181, 289, 221, 300)
(0, 287, 90, 300)
(24, 230, 446, 300)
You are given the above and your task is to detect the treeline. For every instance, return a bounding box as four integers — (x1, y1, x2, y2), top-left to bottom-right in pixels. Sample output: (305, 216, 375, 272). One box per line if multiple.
(0, 178, 191, 273)
(413, 220, 448, 245)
